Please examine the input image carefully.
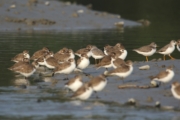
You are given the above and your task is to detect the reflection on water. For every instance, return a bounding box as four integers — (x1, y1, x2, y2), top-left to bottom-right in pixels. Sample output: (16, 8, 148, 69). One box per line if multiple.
(0, 29, 179, 86)
(0, 85, 180, 120)
(0, 28, 180, 119)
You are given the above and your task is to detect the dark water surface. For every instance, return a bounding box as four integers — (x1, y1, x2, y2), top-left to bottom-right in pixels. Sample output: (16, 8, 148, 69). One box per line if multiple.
(0, 28, 180, 119)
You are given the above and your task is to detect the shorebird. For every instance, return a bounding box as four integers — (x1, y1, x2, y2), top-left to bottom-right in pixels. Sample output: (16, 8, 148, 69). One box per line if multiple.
(88, 74, 107, 98)
(111, 53, 126, 69)
(53, 58, 76, 80)
(9, 61, 38, 79)
(105, 60, 133, 82)
(95, 55, 113, 70)
(8, 58, 30, 72)
(133, 42, 157, 62)
(104, 43, 127, 60)
(11, 50, 30, 63)
(75, 45, 92, 58)
(45, 56, 59, 70)
(76, 54, 90, 70)
(55, 49, 75, 63)
(104, 44, 114, 55)
(176, 39, 180, 52)
(91, 45, 105, 64)
(114, 43, 128, 60)
(157, 40, 176, 60)
(150, 66, 174, 86)
(65, 75, 83, 92)
(71, 82, 93, 100)
(31, 47, 49, 61)
(171, 81, 180, 100)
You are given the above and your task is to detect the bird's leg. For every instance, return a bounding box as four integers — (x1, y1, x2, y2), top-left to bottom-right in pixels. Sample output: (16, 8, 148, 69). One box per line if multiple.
(63, 74, 69, 80)
(121, 77, 124, 83)
(169, 54, 175, 60)
(95, 59, 97, 65)
(146, 56, 148, 62)
(163, 55, 166, 61)
(94, 91, 99, 99)
(98, 59, 101, 64)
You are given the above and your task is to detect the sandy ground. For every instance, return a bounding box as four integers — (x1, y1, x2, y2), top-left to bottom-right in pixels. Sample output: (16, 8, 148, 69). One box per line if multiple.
(21, 59, 180, 111)
(0, 0, 141, 31)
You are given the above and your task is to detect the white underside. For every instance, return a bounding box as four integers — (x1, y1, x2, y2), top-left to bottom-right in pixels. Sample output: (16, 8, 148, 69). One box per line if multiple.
(158, 46, 175, 55)
(152, 70, 174, 83)
(75, 53, 81, 57)
(171, 86, 180, 100)
(87, 52, 92, 58)
(25, 54, 30, 59)
(75, 52, 91, 58)
(45, 61, 55, 69)
(104, 50, 108, 55)
(177, 45, 180, 52)
(135, 49, 156, 56)
(76, 87, 93, 100)
(93, 79, 107, 92)
(38, 61, 46, 66)
(56, 63, 76, 74)
(77, 58, 90, 69)
(119, 50, 127, 60)
(20, 68, 36, 77)
(65, 80, 83, 92)
(100, 63, 113, 69)
(92, 54, 104, 59)
(70, 53, 75, 59)
(110, 66, 133, 78)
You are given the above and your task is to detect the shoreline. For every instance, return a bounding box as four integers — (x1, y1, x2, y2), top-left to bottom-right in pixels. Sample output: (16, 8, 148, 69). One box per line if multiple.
(0, 0, 141, 31)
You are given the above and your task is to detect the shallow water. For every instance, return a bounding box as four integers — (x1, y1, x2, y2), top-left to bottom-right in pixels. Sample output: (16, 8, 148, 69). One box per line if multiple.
(0, 28, 180, 119)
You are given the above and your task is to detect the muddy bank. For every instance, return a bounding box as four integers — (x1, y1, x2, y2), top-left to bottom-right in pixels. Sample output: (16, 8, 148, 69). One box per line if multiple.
(0, 0, 141, 31)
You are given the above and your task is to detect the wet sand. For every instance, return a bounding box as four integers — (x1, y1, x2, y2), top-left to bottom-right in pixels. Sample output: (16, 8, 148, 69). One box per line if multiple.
(30, 59, 180, 110)
(0, 0, 141, 31)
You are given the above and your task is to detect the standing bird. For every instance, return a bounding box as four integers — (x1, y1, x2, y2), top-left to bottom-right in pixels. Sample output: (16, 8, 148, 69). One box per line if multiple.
(31, 47, 49, 61)
(55, 49, 75, 63)
(176, 39, 180, 52)
(11, 50, 30, 63)
(95, 55, 113, 70)
(65, 75, 83, 92)
(88, 74, 107, 98)
(71, 82, 93, 100)
(150, 66, 174, 86)
(114, 43, 128, 60)
(133, 42, 157, 62)
(8, 58, 30, 72)
(8, 61, 38, 79)
(111, 53, 126, 69)
(105, 60, 133, 82)
(75, 45, 92, 58)
(171, 81, 180, 100)
(53, 58, 76, 80)
(76, 54, 90, 70)
(91, 46, 105, 64)
(157, 40, 176, 60)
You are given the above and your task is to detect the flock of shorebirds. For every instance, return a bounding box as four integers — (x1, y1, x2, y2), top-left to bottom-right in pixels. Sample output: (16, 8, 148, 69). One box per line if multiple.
(8, 40, 180, 101)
